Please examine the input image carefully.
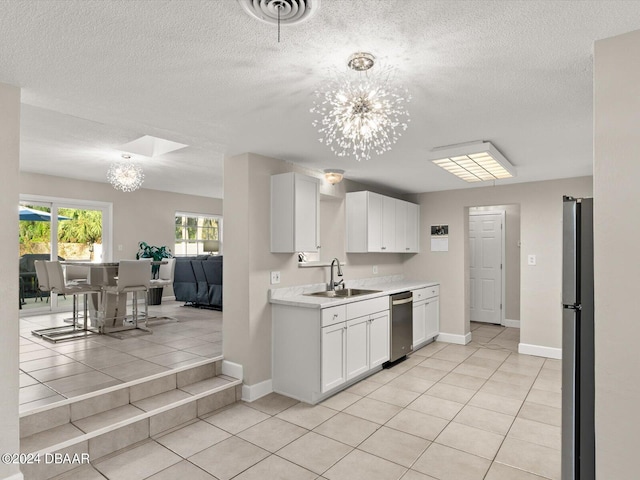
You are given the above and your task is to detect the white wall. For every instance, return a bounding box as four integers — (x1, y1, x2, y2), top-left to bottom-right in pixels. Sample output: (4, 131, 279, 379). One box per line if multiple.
(223, 153, 406, 391)
(405, 177, 592, 354)
(1, 82, 24, 480)
(594, 28, 640, 479)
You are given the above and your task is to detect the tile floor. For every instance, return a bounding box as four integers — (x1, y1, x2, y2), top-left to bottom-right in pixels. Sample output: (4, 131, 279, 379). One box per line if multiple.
(19, 301, 223, 412)
(50, 322, 561, 480)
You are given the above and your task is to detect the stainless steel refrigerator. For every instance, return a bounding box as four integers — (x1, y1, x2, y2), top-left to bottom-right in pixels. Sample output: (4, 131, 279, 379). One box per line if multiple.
(562, 196, 595, 480)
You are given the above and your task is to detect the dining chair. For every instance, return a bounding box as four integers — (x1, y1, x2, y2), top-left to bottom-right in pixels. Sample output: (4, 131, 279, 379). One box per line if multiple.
(31, 261, 101, 342)
(150, 257, 175, 289)
(34, 260, 52, 304)
(65, 264, 89, 284)
(148, 257, 178, 324)
(101, 259, 152, 337)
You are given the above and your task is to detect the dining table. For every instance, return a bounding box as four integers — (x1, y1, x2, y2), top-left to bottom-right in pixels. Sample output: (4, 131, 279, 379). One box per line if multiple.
(60, 260, 166, 334)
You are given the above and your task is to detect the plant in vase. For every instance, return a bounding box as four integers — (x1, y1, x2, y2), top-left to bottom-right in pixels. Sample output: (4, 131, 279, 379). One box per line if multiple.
(136, 241, 172, 279)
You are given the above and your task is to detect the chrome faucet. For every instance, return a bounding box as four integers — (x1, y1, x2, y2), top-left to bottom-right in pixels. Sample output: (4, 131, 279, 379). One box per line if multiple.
(330, 258, 344, 291)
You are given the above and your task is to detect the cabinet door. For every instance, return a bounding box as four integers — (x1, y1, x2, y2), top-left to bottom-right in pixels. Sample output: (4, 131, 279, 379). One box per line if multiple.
(346, 316, 369, 380)
(381, 195, 396, 252)
(406, 202, 420, 252)
(424, 297, 440, 341)
(321, 322, 346, 392)
(367, 192, 384, 252)
(369, 311, 390, 368)
(412, 301, 426, 346)
(294, 174, 320, 252)
(395, 200, 407, 253)
(271, 173, 319, 253)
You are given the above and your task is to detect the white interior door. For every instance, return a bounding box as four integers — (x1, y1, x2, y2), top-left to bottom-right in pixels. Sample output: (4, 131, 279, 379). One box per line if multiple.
(469, 212, 504, 324)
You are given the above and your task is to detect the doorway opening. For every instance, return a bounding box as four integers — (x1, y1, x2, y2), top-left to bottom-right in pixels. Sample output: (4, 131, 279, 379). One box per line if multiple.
(18, 194, 112, 315)
(468, 204, 521, 331)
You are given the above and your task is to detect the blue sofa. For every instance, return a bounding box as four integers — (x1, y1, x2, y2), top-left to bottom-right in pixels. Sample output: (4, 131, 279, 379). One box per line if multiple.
(173, 255, 222, 310)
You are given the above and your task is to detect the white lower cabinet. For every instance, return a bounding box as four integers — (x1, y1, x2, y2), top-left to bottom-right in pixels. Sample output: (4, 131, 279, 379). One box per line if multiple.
(412, 285, 440, 349)
(273, 296, 390, 404)
(412, 301, 426, 346)
(424, 296, 440, 341)
(321, 322, 347, 392)
(321, 309, 390, 393)
(346, 316, 369, 380)
(369, 311, 390, 368)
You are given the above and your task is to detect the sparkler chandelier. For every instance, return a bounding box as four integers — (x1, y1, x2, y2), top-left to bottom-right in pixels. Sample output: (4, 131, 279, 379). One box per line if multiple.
(107, 154, 145, 192)
(311, 52, 411, 162)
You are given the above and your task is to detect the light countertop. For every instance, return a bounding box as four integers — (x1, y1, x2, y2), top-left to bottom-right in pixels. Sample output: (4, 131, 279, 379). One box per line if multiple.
(269, 276, 439, 309)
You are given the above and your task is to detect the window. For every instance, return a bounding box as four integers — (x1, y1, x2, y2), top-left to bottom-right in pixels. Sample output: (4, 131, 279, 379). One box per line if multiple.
(174, 212, 222, 256)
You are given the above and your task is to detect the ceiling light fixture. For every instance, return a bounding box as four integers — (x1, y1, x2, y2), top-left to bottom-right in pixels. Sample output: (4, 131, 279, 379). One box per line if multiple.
(311, 52, 411, 162)
(323, 169, 345, 185)
(430, 141, 515, 183)
(107, 154, 145, 192)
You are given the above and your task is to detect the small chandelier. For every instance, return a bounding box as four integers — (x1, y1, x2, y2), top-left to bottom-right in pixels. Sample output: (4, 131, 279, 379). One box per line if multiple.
(311, 52, 411, 162)
(107, 154, 144, 192)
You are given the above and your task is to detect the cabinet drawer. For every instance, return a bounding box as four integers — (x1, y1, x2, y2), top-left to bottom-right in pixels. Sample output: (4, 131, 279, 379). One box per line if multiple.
(321, 305, 347, 327)
(413, 285, 439, 301)
(346, 296, 389, 319)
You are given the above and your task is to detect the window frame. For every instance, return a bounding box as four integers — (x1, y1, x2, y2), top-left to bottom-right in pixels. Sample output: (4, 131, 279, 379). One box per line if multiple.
(174, 211, 223, 256)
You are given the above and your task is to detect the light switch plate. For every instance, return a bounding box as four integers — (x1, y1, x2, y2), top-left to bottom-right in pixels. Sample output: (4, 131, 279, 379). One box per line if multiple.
(270, 271, 281, 284)
(528, 255, 537, 266)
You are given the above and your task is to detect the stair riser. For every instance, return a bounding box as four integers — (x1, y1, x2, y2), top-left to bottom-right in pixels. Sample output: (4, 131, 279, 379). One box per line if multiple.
(20, 360, 223, 438)
(21, 385, 240, 480)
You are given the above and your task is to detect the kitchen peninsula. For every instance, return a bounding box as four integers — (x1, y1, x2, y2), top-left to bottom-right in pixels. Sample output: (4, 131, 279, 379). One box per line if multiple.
(270, 277, 440, 404)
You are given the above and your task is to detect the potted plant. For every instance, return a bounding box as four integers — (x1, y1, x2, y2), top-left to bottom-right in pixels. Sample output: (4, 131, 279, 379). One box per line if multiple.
(136, 241, 172, 305)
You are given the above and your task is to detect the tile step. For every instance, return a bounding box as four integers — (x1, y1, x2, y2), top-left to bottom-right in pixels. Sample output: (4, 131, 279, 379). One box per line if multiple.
(19, 357, 242, 480)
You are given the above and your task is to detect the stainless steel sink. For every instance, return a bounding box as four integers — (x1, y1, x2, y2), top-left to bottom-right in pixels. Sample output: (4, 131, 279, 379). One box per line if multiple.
(304, 288, 382, 298)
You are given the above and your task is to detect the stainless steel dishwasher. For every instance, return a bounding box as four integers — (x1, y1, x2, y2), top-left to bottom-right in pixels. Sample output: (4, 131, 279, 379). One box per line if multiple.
(387, 291, 413, 365)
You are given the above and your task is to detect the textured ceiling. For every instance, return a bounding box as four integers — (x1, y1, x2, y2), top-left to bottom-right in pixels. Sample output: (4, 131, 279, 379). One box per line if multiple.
(2, 0, 640, 198)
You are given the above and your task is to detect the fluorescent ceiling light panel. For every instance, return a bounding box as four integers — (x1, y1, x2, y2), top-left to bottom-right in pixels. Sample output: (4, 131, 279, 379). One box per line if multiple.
(430, 141, 515, 182)
(117, 135, 188, 158)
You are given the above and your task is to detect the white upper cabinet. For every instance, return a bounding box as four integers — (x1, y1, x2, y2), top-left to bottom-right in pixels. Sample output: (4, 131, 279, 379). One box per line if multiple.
(271, 172, 320, 253)
(395, 199, 407, 252)
(367, 192, 383, 252)
(346, 191, 419, 253)
(405, 202, 420, 252)
(382, 196, 396, 252)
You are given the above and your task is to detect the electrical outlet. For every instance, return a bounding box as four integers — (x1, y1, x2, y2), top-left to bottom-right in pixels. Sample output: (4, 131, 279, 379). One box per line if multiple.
(117, 244, 123, 251)
(528, 255, 537, 266)
(372, 265, 378, 275)
(270, 271, 281, 284)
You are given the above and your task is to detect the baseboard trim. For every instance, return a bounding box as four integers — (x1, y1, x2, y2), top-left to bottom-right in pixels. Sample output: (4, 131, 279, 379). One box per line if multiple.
(437, 332, 472, 345)
(242, 379, 273, 402)
(503, 318, 520, 328)
(518, 343, 562, 359)
(222, 360, 243, 381)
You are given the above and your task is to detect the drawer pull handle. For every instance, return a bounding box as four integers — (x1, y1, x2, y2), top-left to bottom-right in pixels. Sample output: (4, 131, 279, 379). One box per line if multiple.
(333, 314, 338, 319)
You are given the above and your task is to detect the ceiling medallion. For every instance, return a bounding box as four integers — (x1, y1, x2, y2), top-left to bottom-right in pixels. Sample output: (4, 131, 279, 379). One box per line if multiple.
(107, 154, 145, 192)
(347, 52, 375, 71)
(311, 52, 411, 162)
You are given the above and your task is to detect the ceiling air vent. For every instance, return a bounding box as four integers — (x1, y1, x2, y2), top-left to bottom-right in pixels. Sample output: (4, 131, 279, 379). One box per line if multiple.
(238, 0, 320, 25)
